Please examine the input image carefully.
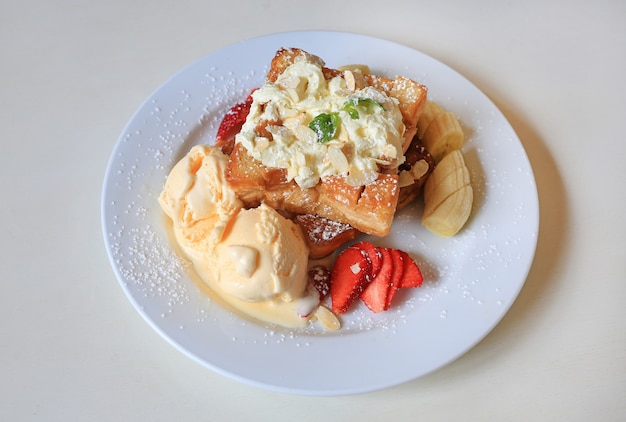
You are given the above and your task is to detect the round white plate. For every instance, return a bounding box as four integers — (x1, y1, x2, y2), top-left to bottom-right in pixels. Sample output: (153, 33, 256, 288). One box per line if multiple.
(102, 31, 538, 396)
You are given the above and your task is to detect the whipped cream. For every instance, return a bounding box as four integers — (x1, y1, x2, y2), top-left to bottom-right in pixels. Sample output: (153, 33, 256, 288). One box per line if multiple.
(235, 58, 406, 188)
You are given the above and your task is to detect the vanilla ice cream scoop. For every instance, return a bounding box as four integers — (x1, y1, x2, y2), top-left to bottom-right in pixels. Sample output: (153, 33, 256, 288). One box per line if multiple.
(159, 146, 327, 328)
(158, 145, 243, 258)
(215, 203, 309, 302)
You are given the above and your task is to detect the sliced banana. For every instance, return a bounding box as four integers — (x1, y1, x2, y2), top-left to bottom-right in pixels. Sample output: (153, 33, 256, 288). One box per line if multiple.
(417, 101, 444, 139)
(423, 151, 470, 205)
(422, 185, 473, 237)
(421, 111, 464, 162)
(422, 150, 473, 237)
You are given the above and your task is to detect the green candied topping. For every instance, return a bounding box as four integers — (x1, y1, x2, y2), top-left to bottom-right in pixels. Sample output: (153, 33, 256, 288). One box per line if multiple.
(342, 102, 360, 119)
(342, 97, 385, 119)
(342, 97, 385, 120)
(353, 97, 386, 109)
(309, 112, 340, 143)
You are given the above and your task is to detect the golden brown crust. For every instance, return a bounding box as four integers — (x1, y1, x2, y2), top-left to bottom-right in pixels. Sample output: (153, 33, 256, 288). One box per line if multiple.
(363, 74, 427, 152)
(225, 144, 399, 237)
(317, 174, 399, 237)
(363, 74, 427, 129)
(295, 214, 359, 259)
(267, 48, 342, 83)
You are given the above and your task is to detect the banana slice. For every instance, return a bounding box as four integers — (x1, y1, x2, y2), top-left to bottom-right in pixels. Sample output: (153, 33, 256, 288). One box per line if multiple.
(422, 150, 473, 237)
(417, 101, 444, 139)
(421, 111, 464, 162)
(423, 150, 469, 203)
(422, 185, 473, 237)
(424, 166, 469, 210)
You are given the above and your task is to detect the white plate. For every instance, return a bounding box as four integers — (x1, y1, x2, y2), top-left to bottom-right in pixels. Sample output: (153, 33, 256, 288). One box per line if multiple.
(102, 31, 538, 396)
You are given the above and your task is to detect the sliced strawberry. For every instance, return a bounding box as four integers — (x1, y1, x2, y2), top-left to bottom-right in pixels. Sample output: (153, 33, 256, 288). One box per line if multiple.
(215, 102, 250, 152)
(384, 248, 406, 309)
(350, 241, 382, 281)
(215, 89, 256, 154)
(308, 265, 331, 300)
(330, 247, 372, 314)
(398, 251, 424, 288)
(360, 247, 394, 313)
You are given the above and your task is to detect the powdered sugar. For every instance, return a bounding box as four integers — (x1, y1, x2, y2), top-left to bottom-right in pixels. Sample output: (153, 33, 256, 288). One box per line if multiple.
(298, 214, 353, 243)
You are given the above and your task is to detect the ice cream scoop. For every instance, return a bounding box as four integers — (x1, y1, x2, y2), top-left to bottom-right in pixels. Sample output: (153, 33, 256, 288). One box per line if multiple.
(215, 203, 309, 302)
(158, 145, 335, 329)
(158, 145, 243, 259)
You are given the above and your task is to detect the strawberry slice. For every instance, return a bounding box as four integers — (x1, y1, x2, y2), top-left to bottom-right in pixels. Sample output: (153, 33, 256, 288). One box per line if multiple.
(215, 102, 250, 153)
(215, 90, 256, 154)
(308, 265, 331, 300)
(359, 247, 394, 313)
(398, 251, 424, 288)
(384, 248, 406, 309)
(330, 247, 372, 314)
(350, 241, 382, 280)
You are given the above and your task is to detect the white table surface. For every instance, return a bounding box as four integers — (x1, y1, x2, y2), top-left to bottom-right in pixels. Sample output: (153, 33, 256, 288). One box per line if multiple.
(2, 0, 624, 420)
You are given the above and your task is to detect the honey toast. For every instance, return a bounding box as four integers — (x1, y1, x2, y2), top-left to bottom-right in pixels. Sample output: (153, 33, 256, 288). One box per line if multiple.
(224, 48, 427, 237)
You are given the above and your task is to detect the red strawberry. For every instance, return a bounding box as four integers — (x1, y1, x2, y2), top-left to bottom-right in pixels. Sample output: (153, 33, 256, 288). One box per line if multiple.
(331, 247, 372, 314)
(384, 248, 406, 309)
(308, 265, 331, 300)
(397, 251, 424, 288)
(350, 241, 382, 280)
(215, 89, 256, 153)
(360, 248, 394, 313)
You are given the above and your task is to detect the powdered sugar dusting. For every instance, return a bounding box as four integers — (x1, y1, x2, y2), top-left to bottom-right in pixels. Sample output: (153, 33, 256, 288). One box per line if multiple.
(298, 214, 354, 244)
(108, 220, 191, 308)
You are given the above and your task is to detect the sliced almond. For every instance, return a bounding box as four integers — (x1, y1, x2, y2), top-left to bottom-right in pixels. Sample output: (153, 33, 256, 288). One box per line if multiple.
(255, 137, 270, 152)
(344, 70, 356, 91)
(410, 159, 429, 180)
(328, 145, 349, 173)
(398, 170, 414, 188)
(293, 125, 317, 144)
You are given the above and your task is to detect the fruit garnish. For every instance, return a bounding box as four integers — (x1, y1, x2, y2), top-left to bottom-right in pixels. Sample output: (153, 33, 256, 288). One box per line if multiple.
(330, 241, 424, 314)
(308, 112, 340, 143)
(397, 250, 423, 288)
(215, 90, 255, 154)
(342, 97, 385, 119)
(422, 150, 473, 237)
(360, 247, 394, 313)
(417, 101, 464, 162)
(350, 241, 382, 280)
(384, 248, 405, 309)
(330, 247, 372, 314)
(308, 265, 331, 300)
